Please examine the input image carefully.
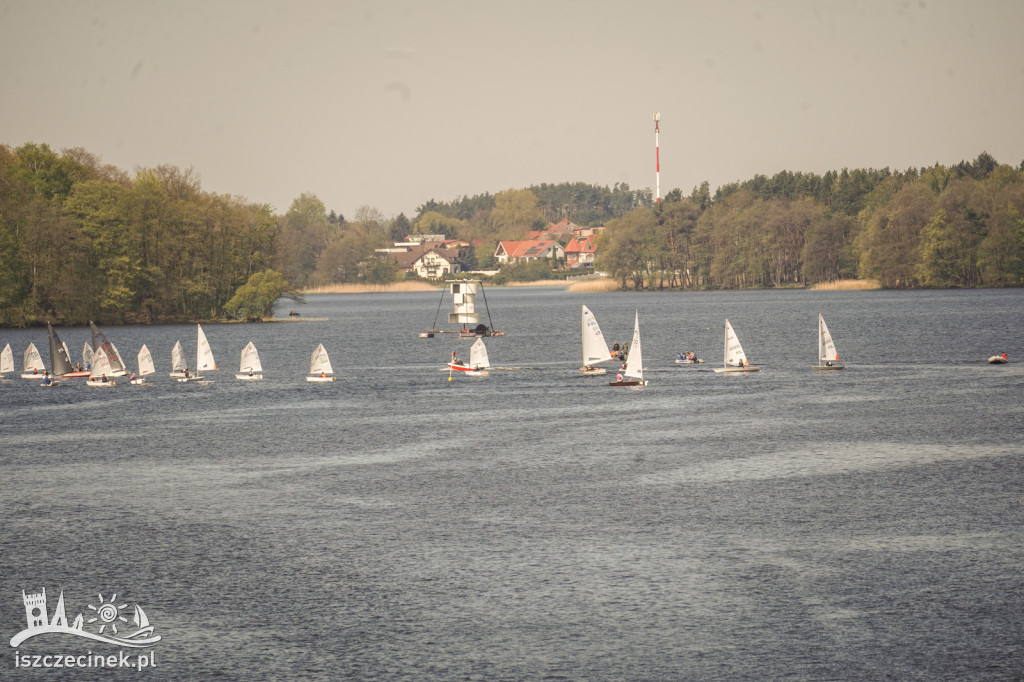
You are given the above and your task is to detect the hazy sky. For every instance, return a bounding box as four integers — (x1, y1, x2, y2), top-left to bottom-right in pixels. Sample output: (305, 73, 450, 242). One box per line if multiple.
(2, 0, 1022, 219)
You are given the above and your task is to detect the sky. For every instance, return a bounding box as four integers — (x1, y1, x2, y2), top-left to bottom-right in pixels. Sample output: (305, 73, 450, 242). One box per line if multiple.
(2, 0, 1022, 220)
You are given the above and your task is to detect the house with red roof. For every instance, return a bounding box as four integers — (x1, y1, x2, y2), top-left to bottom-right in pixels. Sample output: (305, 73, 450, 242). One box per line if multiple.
(564, 236, 598, 269)
(493, 239, 565, 264)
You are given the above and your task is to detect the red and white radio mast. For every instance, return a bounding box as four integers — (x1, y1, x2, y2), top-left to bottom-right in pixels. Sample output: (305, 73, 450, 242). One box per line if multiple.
(654, 112, 661, 203)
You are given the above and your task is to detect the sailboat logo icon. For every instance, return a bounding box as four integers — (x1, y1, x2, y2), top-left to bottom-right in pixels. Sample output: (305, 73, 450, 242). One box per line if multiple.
(11, 588, 161, 648)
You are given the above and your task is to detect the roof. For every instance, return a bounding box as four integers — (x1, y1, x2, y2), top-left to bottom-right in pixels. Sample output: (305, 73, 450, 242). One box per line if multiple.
(564, 236, 596, 254)
(496, 240, 562, 259)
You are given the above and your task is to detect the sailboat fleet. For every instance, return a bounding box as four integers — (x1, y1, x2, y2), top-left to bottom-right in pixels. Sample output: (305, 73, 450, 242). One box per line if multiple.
(1, 304, 1010, 390)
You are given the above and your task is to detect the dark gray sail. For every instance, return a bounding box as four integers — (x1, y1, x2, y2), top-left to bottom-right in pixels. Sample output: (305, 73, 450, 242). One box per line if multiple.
(47, 323, 75, 377)
(89, 321, 128, 375)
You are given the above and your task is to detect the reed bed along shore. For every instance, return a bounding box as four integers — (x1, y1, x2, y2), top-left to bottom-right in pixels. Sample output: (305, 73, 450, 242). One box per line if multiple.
(809, 279, 881, 290)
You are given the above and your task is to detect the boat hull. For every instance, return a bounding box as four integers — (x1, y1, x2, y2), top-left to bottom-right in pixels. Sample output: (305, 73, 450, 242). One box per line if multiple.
(674, 358, 703, 364)
(713, 366, 761, 373)
(130, 378, 146, 385)
(306, 375, 336, 382)
(86, 379, 117, 387)
(62, 370, 90, 378)
(988, 356, 1008, 364)
(609, 379, 647, 387)
(236, 373, 263, 381)
(812, 363, 845, 370)
(580, 366, 608, 375)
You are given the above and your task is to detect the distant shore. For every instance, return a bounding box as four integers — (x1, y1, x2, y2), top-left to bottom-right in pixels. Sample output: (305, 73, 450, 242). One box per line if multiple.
(301, 278, 620, 294)
(299, 277, 881, 295)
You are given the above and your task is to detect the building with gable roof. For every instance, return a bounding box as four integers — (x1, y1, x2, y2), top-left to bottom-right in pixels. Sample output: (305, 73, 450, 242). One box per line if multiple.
(493, 239, 565, 265)
(564, 236, 598, 268)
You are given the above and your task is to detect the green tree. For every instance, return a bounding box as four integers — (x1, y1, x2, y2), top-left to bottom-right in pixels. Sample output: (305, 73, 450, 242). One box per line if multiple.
(223, 270, 295, 321)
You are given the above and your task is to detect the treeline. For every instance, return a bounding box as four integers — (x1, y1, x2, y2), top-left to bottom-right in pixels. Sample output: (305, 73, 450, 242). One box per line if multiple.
(596, 153, 1024, 289)
(0, 143, 283, 326)
(3, 141, 1021, 327)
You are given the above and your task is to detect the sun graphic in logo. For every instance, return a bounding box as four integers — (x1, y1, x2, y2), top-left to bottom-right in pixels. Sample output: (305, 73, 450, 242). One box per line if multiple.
(87, 593, 129, 635)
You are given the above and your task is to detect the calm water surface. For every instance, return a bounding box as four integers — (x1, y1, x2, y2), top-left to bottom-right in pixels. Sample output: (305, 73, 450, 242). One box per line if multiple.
(2, 287, 1023, 680)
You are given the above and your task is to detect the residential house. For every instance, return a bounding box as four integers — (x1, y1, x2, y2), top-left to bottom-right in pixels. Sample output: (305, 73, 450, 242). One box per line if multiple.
(564, 236, 597, 269)
(493, 239, 565, 265)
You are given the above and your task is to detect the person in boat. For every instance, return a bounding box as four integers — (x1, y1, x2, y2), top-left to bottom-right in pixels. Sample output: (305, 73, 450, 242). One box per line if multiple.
(1002, 352, 1008, 360)
(320, 371, 326, 378)
(183, 368, 190, 379)
(616, 372, 623, 381)
(677, 353, 685, 361)
(42, 370, 51, 385)
(612, 342, 620, 352)
(101, 374, 108, 383)
(248, 368, 254, 376)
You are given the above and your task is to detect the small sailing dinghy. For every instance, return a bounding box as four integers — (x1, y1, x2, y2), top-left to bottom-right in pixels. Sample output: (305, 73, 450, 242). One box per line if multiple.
(813, 313, 845, 370)
(42, 322, 76, 386)
(580, 305, 613, 375)
(169, 340, 188, 378)
(448, 338, 491, 377)
(86, 347, 117, 386)
(237, 341, 263, 380)
(306, 343, 337, 382)
(90, 322, 129, 377)
(988, 353, 1008, 364)
(0, 343, 13, 379)
(179, 324, 216, 382)
(713, 319, 760, 373)
(609, 310, 647, 387)
(675, 351, 703, 364)
(21, 342, 46, 379)
(131, 344, 155, 384)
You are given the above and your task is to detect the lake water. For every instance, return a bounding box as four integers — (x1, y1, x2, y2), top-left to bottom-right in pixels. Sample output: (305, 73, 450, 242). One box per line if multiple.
(2, 287, 1023, 680)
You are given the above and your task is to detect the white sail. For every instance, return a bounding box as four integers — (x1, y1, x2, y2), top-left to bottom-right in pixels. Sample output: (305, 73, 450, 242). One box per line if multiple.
(138, 345, 155, 376)
(171, 340, 186, 372)
(23, 343, 45, 372)
(469, 338, 490, 369)
(239, 342, 262, 373)
(622, 310, 644, 381)
(818, 314, 838, 363)
(581, 305, 611, 366)
(309, 344, 333, 375)
(714, 319, 760, 373)
(0, 343, 13, 375)
(724, 318, 749, 367)
(89, 347, 114, 379)
(82, 341, 93, 367)
(90, 322, 128, 376)
(196, 324, 216, 372)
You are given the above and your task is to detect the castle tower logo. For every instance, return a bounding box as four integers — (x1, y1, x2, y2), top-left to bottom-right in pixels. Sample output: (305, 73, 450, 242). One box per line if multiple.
(11, 588, 161, 648)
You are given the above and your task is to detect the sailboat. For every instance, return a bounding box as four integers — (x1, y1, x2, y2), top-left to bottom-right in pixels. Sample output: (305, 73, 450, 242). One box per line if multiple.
(0, 343, 13, 379)
(236, 341, 263, 380)
(132, 344, 155, 384)
(609, 310, 647, 387)
(90, 322, 128, 377)
(306, 343, 337, 382)
(179, 324, 216, 382)
(813, 313, 845, 370)
(580, 305, 613, 375)
(82, 341, 93, 370)
(713, 319, 760, 373)
(86, 347, 117, 386)
(448, 338, 490, 376)
(42, 322, 76, 386)
(169, 340, 187, 378)
(21, 342, 46, 379)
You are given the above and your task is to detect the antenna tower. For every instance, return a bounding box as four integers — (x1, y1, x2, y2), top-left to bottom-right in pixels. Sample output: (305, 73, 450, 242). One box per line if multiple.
(654, 112, 661, 203)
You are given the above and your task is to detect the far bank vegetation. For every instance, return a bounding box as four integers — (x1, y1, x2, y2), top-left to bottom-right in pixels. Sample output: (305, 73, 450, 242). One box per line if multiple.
(1, 142, 1021, 327)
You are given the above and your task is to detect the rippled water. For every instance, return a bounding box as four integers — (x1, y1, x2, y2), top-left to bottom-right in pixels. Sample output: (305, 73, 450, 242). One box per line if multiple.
(2, 287, 1023, 680)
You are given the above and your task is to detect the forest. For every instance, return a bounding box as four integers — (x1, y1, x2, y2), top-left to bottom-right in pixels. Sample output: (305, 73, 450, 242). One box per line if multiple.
(1, 142, 1022, 327)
